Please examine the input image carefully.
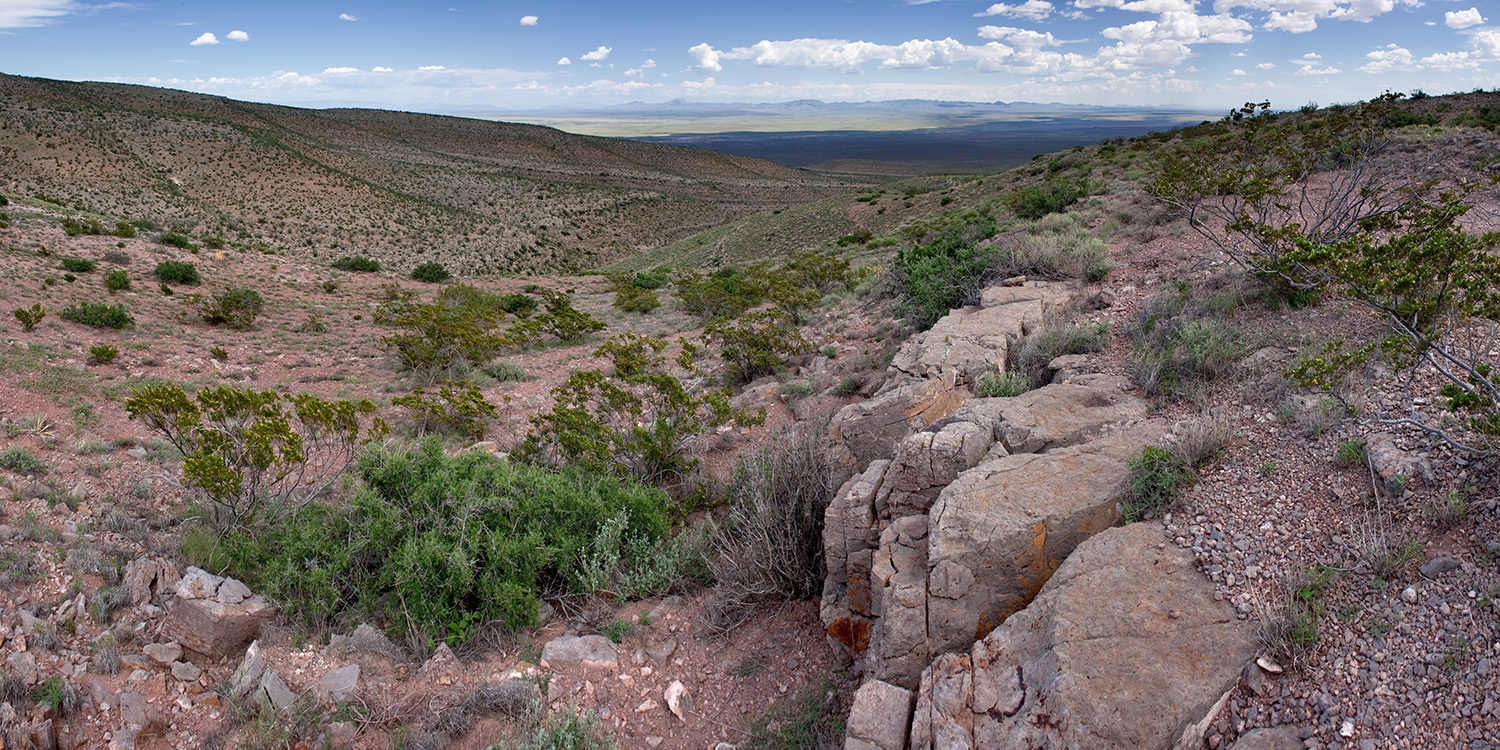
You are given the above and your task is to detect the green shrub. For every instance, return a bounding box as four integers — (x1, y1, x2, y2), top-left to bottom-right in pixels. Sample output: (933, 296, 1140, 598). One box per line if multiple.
(332, 255, 381, 272)
(378, 300, 508, 380)
(892, 212, 999, 330)
(975, 369, 1030, 398)
(1123, 446, 1192, 522)
(412, 261, 452, 283)
(103, 270, 130, 292)
(220, 440, 670, 642)
(392, 380, 498, 441)
(613, 285, 660, 313)
(158, 232, 194, 249)
(60, 302, 134, 329)
(193, 286, 265, 329)
(519, 334, 762, 487)
(0, 446, 48, 475)
(154, 260, 201, 285)
(113, 222, 136, 238)
(87, 343, 119, 365)
(508, 708, 619, 750)
(1334, 439, 1364, 467)
(672, 269, 764, 321)
(60, 257, 96, 273)
(1008, 179, 1088, 219)
(125, 383, 387, 528)
(702, 310, 811, 385)
(483, 360, 528, 382)
(632, 271, 669, 290)
(13, 304, 45, 331)
(61, 217, 106, 236)
(745, 677, 843, 750)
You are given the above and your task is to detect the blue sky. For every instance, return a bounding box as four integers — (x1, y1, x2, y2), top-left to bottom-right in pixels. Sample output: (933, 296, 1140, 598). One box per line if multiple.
(0, 0, 1495, 113)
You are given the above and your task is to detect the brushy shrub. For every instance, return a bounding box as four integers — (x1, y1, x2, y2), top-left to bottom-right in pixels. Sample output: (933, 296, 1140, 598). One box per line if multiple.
(60, 257, 96, 273)
(113, 222, 136, 239)
(704, 428, 834, 632)
(0, 446, 48, 476)
(1131, 279, 1249, 396)
(13, 304, 45, 331)
(158, 231, 194, 249)
(331, 255, 381, 272)
(220, 440, 670, 643)
(87, 343, 119, 365)
(1334, 439, 1365, 467)
(1008, 179, 1088, 219)
(125, 383, 388, 529)
(508, 708, 619, 750)
(60, 302, 134, 329)
(61, 217, 106, 236)
(1122, 446, 1192, 522)
(975, 369, 1030, 398)
(672, 268, 765, 321)
(378, 300, 508, 380)
(412, 261, 452, 283)
(527, 289, 606, 342)
(482, 360, 528, 382)
(1013, 321, 1110, 387)
(702, 310, 812, 385)
(613, 284, 660, 313)
(518, 333, 762, 488)
(154, 260, 201, 285)
(103, 270, 130, 292)
(392, 380, 498, 441)
(1168, 414, 1234, 468)
(192, 286, 265, 329)
(892, 211, 999, 330)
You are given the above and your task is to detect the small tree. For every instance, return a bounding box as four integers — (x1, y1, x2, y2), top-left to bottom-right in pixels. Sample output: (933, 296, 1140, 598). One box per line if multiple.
(13, 304, 45, 331)
(125, 383, 387, 529)
(702, 309, 811, 385)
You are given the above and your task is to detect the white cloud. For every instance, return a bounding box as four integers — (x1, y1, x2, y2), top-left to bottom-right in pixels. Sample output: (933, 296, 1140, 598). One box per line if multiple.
(978, 25, 1063, 49)
(1214, 0, 1418, 32)
(1255, 61, 1276, 68)
(1294, 62, 1341, 75)
(580, 45, 612, 62)
(973, 0, 1054, 21)
(1076, 0, 1198, 12)
(1445, 8, 1483, 29)
(0, 0, 76, 29)
(1231, 68, 1248, 74)
(641, 59, 657, 68)
(519, 15, 538, 26)
(225, 29, 248, 42)
(1358, 42, 1412, 73)
(372, 66, 393, 72)
(189, 32, 218, 46)
(323, 66, 358, 74)
(1264, 10, 1319, 32)
(557, 56, 572, 65)
(339, 12, 357, 21)
(418, 65, 446, 70)
(689, 42, 722, 72)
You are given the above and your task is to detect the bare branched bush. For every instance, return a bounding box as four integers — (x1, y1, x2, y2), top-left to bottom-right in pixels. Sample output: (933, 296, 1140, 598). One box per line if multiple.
(1168, 413, 1235, 467)
(705, 427, 835, 632)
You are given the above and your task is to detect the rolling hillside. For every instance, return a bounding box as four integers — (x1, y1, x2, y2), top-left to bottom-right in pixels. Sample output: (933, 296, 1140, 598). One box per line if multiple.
(0, 74, 857, 275)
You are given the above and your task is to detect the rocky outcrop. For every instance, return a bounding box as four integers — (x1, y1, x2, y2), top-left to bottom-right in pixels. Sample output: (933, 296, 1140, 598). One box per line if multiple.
(890, 282, 1069, 386)
(1363, 431, 1433, 497)
(821, 376, 1156, 682)
(828, 372, 968, 484)
(846, 680, 915, 750)
(908, 524, 1256, 750)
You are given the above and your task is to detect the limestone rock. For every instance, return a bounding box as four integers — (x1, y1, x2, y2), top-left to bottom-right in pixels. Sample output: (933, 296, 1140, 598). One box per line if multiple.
(170, 660, 202, 682)
(122, 557, 179, 606)
(908, 524, 1256, 750)
(948, 376, 1147, 457)
(230, 641, 267, 699)
(1364, 432, 1432, 496)
(174, 566, 222, 600)
(1227, 726, 1305, 750)
(142, 641, 182, 666)
(540, 635, 619, 671)
(828, 373, 966, 484)
(891, 281, 1068, 386)
(845, 680, 914, 750)
(664, 680, 691, 723)
(163, 588, 276, 659)
(259, 669, 297, 712)
(317, 665, 360, 704)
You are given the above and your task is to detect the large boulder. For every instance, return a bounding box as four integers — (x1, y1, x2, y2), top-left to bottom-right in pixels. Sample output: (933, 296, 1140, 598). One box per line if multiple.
(890, 282, 1070, 386)
(845, 680, 915, 750)
(908, 524, 1256, 750)
(162, 567, 276, 658)
(921, 422, 1168, 664)
(828, 372, 967, 484)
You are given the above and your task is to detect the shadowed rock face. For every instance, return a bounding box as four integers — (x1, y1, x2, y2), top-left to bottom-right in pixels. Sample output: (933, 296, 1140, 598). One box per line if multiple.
(909, 524, 1257, 750)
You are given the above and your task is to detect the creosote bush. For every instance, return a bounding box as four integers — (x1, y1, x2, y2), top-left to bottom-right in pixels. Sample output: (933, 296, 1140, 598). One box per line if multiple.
(192, 286, 265, 329)
(125, 383, 388, 529)
(87, 343, 119, 365)
(331, 255, 381, 272)
(103, 270, 130, 293)
(219, 440, 671, 643)
(411, 261, 452, 283)
(154, 260, 201, 285)
(392, 380, 497, 441)
(60, 302, 134, 330)
(60, 257, 96, 273)
(702, 309, 812, 385)
(13, 304, 45, 331)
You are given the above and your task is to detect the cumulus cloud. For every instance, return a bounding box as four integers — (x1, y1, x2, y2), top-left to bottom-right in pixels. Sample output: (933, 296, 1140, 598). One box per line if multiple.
(1256, 61, 1276, 68)
(1359, 43, 1412, 73)
(226, 29, 249, 42)
(189, 32, 218, 46)
(1076, 0, 1198, 12)
(973, 0, 1055, 20)
(1445, 8, 1483, 29)
(978, 25, 1063, 49)
(372, 66, 393, 72)
(580, 45, 612, 62)
(339, 12, 357, 21)
(689, 42, 723, 72)
(418, 64, 446, 70)
(641, 59, 657, 68)
(323, 66, 358, 74)
(1294, 62, 1341, 75)
(1231, 68, 1248, 74)
(557, 57, 572, 65)
(1214, 0, 1418, 32)
(519, 15, 538, 26)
